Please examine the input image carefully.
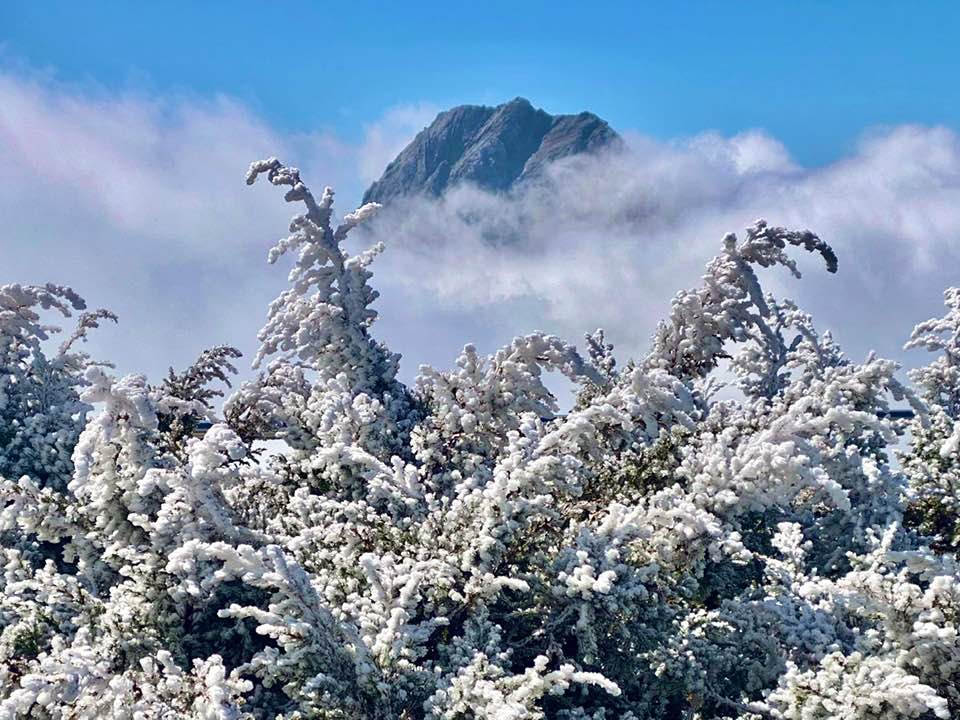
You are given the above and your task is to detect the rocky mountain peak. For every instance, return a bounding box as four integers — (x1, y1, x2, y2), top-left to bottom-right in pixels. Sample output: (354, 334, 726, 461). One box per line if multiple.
(362, 97, 620, 205)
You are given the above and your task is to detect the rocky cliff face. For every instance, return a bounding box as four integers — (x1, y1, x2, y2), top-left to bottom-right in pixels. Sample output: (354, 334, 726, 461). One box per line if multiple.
(362, 97, 620, 205)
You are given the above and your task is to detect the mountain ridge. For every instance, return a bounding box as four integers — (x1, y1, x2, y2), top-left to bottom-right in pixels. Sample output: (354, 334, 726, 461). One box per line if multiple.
(362, 97, 620, 205)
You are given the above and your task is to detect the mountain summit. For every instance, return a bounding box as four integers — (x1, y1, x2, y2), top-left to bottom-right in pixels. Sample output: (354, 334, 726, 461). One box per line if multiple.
(362, 97, 620, 205)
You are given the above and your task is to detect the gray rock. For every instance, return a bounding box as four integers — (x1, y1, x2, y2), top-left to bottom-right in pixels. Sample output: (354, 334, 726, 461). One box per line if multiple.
(362, 97, 620, 205)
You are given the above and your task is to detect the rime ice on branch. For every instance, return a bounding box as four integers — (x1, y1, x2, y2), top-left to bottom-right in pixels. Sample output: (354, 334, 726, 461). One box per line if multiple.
(0, 160, 958, 720)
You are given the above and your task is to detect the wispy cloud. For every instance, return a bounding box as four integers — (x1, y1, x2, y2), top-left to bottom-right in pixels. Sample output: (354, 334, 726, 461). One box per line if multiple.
(363, 125, 960, 370)
(0, 69, 360, 380)
(2, 66, 958, 391)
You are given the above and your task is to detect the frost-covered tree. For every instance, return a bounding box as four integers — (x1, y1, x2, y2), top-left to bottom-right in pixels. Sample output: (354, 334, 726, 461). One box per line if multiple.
(0, 285, 114, 492)
(901, 288, 960, 553)
(1, 158, 958, 720)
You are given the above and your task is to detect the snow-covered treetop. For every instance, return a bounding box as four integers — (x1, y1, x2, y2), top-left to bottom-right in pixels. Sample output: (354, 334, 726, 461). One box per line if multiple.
(0, 284, 115, 491)
(906, 287, 960, 417)
(647, 219, 837, 382)
(0, 159, 958, 720)
(245, 158, 393, 388)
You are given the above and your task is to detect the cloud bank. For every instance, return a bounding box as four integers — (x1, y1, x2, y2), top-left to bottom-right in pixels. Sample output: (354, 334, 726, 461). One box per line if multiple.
(364, 126, 960, 372)
(0, 70, 424, 380)
(2, 67, 959, 392)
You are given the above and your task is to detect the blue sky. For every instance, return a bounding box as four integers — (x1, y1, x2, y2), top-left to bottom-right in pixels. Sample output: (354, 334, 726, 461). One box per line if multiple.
(3, 2, 959, 165)
(3, 3, 960, 389)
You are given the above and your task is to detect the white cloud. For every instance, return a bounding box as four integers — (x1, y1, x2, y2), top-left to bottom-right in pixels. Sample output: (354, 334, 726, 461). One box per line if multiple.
(0, 70, 361, 382)
(363, 125, 960, 372)
(2, 66, 958, 394)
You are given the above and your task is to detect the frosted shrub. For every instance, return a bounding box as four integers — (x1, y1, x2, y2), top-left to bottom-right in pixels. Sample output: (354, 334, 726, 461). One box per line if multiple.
(901, 288, 960, 553)
(1, 158, 958, 719)
(0, 285, 114, 493)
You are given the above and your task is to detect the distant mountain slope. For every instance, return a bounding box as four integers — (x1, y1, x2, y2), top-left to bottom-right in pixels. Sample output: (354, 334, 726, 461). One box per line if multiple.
(362, 97, 620, 205)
